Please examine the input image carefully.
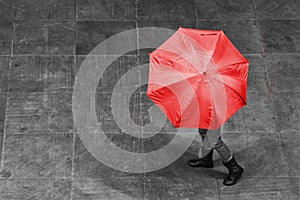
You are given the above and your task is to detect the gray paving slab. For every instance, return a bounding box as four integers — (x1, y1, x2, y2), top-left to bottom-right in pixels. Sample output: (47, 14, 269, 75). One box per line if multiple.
(265, 53, 300, 93)
(195, 0, 256, 20)
(254, 0, 300, 19)
(77, 0, 136, 21)
(13, 21, 76, 55)
(273, 92, 300, 133)
(259, 20, 300, 53)
(217, 177, 292, 200)
(5, 92, 73, 134)
(75, 21, 137, 55)
(136, 0, 196, 21)
(1, 134, 73, 178)
(73, 134, 143, 179)
(0, 21, 13, 55)
(280, 131, 300, 176)
(0, 178, 71, 200)
(10, 56, 74, 93)
(15, 0, 76, 20)
(0, 0, 15, 21)
(71, 177, 144, 200)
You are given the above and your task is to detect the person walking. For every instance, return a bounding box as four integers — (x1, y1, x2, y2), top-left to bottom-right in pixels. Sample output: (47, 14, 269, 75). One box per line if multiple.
(188, 128, 244, 186)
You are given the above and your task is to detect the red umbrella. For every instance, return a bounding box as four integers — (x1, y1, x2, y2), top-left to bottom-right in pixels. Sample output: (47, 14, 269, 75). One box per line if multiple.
(146, 27, 249, 130)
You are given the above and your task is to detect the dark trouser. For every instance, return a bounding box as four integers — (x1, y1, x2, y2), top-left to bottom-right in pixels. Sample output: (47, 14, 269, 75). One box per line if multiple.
(199, 128, 232, 161)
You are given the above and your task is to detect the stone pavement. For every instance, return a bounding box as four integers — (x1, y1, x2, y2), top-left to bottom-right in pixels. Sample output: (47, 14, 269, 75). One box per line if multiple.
(0, 0, 299, 199)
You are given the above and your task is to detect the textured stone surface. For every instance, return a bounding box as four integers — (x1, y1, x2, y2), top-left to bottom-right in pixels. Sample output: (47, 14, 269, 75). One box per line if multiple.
(0, 178, 71, 200)
(254, 0, 300, 19)
(0, 56, 10, 93)
(1, 134, 73, 178)
(13, 21, 75, 55)
(73, 134, 143, 179)
(195, 0, 255, 20)
(280, 132, 300, 177)
(265, 53, 300, 93)
(0, 93, 6, 133)
(15, 0, 76, 20)
(137, 0, 196, 21)
(77, 0, 136, 21)
(273, 92, 300, 133)
(5, 92, 73, 134)
(259, 20, 300, 53)
(72, 177, 144, 200)
(10, 56, 74, 93)
(145, 177, 218, 200)
(217, 177, 292, 200)
(0, 0, 15, 21)
(0, 21, 13, 55)
(76, 21, 137, 55)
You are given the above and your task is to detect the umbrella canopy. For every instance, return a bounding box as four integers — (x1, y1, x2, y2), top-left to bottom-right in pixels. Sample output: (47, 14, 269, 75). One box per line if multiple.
(146, 27, 249, 130)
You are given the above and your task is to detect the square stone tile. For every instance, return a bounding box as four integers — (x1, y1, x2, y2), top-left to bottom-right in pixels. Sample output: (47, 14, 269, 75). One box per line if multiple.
(217, 177, 292, 200)
(15, 0, 75, 20)
(136, 0, 196, 21)
(10, 56, 74, 93)
(0, 21, 13, 55)
(197, 20, 262, 54)
(265, 53, 300, 93)
(273, 92, 300, 132)
(145, 177, 218, 200)
(289, 177, 300, 200)
(195, 0, 255, 20)
(0, 56, 10, 93)
(280, 132, 300, 176)
(13, 21, 75, 55)
(77, 0, 136, 21)
(259, 20, 300, 53)
(73, 134, 144, 179)
(1, 134, 73, 178)
(75, 55, 139, 93)
(254, 0, 300, 19)
(0, 0, 15, 21)
(5, 92, 73, 134)
(0, 93, 6, 133)
(223, 94, 276, 133)
(220, 134, 287, 178)
(72, 177, 144, 200)
(244, 54, 271, 99)
(76, 21, 137, 55)
(0, 178, 71, 200)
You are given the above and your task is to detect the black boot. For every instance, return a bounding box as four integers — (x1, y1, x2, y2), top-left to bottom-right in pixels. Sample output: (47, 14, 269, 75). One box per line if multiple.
(223, 156, 244, 186)
(188, 150, 214, 168)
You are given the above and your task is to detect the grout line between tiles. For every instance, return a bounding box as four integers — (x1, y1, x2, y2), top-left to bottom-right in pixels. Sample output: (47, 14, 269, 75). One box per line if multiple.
(0, 14, 16, 171)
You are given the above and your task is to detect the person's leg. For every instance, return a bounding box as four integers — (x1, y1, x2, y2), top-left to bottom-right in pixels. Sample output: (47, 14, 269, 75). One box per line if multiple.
(212, 131, 244, 186)
(188, 128, 214, 168)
